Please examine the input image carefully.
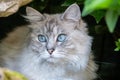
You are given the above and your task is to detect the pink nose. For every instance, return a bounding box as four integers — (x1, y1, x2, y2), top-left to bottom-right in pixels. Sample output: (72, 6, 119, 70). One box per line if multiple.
(47, 49, 55, 55)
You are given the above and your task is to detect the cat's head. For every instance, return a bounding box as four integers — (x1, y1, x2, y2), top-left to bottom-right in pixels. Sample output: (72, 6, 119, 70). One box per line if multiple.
(25, 4, 92, 70)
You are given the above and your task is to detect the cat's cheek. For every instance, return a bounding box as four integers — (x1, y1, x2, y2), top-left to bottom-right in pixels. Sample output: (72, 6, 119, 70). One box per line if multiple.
(39, 51, 50, 58)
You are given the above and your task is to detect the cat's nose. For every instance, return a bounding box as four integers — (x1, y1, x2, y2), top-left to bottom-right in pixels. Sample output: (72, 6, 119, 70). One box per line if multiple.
(47, 48, 55, 55)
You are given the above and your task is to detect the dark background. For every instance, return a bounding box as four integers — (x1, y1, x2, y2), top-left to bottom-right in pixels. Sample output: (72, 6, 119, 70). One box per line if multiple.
(0, 0, 120, 80)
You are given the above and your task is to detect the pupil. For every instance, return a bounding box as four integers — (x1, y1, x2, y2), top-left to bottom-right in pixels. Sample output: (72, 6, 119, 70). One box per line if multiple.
(41, 36, 45, 41)
(42, 37, 44, 40)
(60, 36, 62, 40)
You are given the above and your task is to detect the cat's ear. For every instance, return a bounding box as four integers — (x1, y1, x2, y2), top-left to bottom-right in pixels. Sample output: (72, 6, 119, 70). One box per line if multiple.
(24, 7, 45, 22)
(61, 3, 81, 21)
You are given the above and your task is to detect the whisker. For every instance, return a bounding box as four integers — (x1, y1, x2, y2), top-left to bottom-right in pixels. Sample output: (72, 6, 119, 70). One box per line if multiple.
(95, 61, 115, 65)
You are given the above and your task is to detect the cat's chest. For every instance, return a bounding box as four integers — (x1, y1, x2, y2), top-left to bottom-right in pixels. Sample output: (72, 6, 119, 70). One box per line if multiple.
(22, 64, 76, 80)
(34, 76, 73, 80)
(30, 75, 74, 80)
(33, 68, 72, 80)
(27, 70, 74, 80)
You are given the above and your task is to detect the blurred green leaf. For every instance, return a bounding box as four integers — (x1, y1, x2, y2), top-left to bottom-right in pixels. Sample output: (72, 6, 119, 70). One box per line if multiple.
(105, 10, 119, 33)
(119, 0, 120, 5)
(114, 48, 119, 51)
(62, 0, 84, 6)
(109, 0, 120, 11)
(82, 0, 112, 16)
(91, 10, 105, 23)
(76, 0, 84, 4)
(62, 0, 76, 6)
(114, 39, 120, 51)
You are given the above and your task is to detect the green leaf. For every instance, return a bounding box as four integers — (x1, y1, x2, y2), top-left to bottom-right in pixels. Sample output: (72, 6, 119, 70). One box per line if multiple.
(118, 39, 120, 42)
(82, 0, 112, 16)
(62, 0, 84, 6)
(76, 0, 84, 4)
(91, 10, 105, 23)
(105, 10, 119, 33)
(116, 39, 120, 47)
(109, 0, 120, 11)
(114, 48, 119, 51)
(119, 0, 120, 5)
(114, 38, 120, 51)
(62, 0, 76, 6)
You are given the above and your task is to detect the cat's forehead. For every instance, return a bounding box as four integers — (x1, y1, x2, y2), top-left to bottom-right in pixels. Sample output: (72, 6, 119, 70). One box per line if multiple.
(44, 18, 63, 34)
(34, 15, 65, 35)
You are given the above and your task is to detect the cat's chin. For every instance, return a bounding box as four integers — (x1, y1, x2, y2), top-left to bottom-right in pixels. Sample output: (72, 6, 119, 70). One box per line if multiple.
(46, 57, 57, 63)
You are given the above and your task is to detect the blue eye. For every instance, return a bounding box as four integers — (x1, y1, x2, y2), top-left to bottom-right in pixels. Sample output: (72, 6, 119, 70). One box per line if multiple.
(38, 35, 47, 42)
(57, 34, 66, 42)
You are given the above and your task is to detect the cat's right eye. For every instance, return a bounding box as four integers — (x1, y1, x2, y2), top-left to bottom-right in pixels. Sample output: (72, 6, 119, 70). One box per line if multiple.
(38, 35, 47, 42)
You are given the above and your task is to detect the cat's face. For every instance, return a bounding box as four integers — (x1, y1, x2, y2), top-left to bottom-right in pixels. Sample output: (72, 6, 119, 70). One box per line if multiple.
(29, 17, 77, 64)
(25, 4, 92, 70)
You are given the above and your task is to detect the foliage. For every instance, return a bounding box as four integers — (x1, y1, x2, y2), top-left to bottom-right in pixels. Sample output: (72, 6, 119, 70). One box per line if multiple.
(82, 0, 120, 51)
(82, 0, 120, 33)
(114, 38, 120, 51)
(62, 0, 83, 6)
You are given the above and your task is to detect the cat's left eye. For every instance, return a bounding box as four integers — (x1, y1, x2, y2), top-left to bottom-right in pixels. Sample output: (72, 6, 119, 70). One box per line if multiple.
(38, 35, 47, 42)
(57, 34, 66, 42)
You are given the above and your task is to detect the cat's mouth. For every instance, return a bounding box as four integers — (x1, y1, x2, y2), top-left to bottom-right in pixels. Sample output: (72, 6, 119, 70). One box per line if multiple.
(41, 52, 65, 63)
(45, 55, 59, 63)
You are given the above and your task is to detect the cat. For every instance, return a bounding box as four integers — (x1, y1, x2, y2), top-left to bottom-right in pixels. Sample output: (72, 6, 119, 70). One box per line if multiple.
(0, 3, 97, 80)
